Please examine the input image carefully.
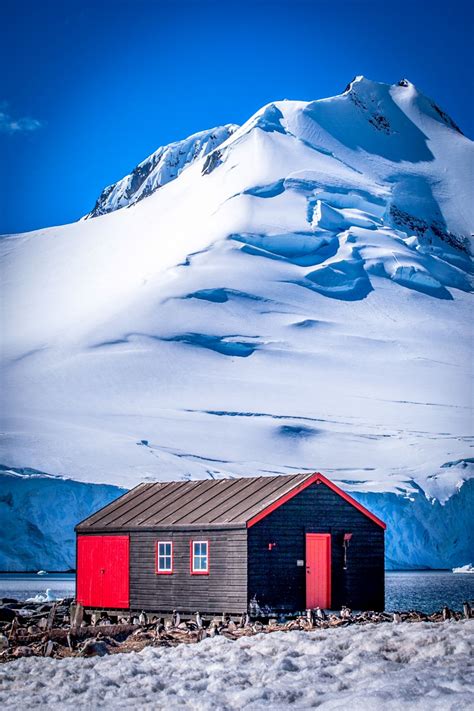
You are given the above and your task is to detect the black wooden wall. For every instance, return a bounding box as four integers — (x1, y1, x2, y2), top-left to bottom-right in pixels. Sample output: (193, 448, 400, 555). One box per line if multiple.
(247, 481, 385, 612)
(129, 528, 248, 614)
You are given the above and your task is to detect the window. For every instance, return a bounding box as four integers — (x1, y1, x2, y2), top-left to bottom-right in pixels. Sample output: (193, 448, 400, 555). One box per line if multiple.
(191, 540, 209, 574)
(156, 541, 173, 574)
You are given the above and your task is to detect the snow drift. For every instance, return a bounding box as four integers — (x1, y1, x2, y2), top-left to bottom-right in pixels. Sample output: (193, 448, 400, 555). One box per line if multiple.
(0, 622, 472, 709)
(0, 76, 472, 570)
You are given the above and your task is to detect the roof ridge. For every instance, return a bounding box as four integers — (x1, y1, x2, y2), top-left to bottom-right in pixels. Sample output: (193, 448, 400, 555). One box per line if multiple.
(141, 471, 309, 487)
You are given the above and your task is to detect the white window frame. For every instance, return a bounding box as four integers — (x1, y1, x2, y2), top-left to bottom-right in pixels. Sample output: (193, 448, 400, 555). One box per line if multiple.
(156, 540, 173, 574)
(191, 539, 209, 574)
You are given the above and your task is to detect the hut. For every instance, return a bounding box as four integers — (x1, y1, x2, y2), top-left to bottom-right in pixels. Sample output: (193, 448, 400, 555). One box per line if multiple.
(75, 472, 385, 615)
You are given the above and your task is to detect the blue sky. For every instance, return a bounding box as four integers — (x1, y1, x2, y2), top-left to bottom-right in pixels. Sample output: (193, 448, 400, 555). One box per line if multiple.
(1, 0, 472, 234)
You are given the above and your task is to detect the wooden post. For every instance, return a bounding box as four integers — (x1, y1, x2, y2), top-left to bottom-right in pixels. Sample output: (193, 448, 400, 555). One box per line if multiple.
(47, 603, 58, 631)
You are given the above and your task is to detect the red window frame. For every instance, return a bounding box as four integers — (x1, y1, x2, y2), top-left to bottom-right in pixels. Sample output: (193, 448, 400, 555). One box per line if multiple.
(190, 539, 210, 575)
(155, 540, 173, 575)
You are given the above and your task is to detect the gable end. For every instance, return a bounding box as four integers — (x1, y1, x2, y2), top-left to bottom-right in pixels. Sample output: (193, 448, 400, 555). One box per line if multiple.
(246, 473, 386, 529)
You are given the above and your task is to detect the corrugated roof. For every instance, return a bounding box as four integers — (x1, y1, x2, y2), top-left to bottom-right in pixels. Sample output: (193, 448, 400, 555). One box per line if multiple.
(76, 472, 387, 532)
(76, 472, 314, 531)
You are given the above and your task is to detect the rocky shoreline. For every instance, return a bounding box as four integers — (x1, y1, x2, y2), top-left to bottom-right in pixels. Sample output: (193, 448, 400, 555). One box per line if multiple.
(1, 597, 472, 664)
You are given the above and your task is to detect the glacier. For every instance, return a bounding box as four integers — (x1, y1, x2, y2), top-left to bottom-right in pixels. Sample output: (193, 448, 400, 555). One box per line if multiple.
(0, 469, 124, 571)
(0, 76, 472, 570)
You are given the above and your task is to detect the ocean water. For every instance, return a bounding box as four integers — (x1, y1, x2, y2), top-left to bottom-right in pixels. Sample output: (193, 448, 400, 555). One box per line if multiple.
(0, 573, 75, 602)
(385, 570, 474, 613)
(0, 571, 473, 612)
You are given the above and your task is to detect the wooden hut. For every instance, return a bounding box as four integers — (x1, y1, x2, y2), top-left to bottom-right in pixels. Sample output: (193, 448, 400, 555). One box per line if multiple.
(75, 472, 385, 615)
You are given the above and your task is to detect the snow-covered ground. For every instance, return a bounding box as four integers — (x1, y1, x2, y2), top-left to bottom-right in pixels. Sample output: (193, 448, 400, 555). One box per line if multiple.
(0, 76, 472, 570)
(0, 622, 472, 709)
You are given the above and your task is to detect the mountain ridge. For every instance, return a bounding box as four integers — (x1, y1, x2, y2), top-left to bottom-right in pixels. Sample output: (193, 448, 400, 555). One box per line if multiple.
(86, 123, 239, 218)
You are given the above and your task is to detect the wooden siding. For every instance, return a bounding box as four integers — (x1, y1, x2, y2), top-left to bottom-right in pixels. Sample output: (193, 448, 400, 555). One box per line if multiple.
(248, 481, 384, 612)
(129, 529, 248, 614)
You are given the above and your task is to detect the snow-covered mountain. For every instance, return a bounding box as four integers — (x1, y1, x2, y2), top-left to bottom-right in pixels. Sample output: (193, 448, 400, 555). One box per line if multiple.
(86, 124, 238, 217)
(1, 76, 473, 570)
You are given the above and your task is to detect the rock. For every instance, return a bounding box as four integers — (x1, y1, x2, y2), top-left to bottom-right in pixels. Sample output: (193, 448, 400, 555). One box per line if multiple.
(38, 604, 53, 613)
(78, 638, 109, 657)
(0, 634, 9, 651)
(13, 646, 35, 658)
(0, 607, 16, 622)
(0, 598, 18, 605)
(201, 149, 222, 175)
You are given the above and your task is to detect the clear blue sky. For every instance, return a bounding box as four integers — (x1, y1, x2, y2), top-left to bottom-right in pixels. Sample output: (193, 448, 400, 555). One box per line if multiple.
(1, 0, 472, 234)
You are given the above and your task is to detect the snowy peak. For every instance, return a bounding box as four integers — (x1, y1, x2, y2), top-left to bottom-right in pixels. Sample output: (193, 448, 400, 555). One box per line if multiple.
(343, 75, 463, 134)
(87, 123, 239, 218)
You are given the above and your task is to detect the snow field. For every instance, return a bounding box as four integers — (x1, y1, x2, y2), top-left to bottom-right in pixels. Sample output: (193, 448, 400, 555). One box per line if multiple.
(1, 75, 473, 569)
(0, 621, 472, 709)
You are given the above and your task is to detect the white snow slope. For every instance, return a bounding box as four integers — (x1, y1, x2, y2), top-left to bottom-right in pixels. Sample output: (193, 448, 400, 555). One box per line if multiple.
(1, 622, 473, 710)
(1, 77, 473, 569)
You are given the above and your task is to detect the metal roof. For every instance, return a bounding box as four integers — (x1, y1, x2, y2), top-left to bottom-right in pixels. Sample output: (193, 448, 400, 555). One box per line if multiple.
(75, 472, 386, 532)
(76, 472, 315, 531)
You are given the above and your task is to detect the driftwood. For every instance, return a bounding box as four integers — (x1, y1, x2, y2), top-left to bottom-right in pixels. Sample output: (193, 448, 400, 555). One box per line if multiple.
(1, 598, 472, 664)
(14, 623, 139, 646)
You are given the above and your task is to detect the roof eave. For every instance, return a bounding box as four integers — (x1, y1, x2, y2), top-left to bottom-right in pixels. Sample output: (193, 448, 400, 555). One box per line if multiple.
(75, 521, 248, 534)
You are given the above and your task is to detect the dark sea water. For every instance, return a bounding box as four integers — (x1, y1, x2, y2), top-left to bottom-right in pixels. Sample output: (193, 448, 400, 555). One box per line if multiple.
(0, 573, 75, 602)
(0, 571, 473, 612)
(385, 570, 474, 613)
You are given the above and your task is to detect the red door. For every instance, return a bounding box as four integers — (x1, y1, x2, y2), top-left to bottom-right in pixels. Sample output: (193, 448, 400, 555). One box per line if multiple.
(306, 533, 331, 609)
(77, 535, 129, 608)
